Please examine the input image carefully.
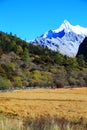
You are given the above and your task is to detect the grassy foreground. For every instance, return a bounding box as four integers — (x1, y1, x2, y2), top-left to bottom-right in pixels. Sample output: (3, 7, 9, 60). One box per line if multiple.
(0, 88, 87, 129)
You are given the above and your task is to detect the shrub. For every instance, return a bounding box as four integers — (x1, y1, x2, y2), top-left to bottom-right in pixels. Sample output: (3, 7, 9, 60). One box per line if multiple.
(13, 76, 22, 88)
(0, 76, 10, 90)
(0, 64, 6, 77)
(68, 77, 77, 86)
(54, 80, 64, 88)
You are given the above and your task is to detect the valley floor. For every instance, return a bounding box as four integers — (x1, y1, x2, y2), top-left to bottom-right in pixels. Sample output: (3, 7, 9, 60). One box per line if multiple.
(0, 87, 87, 129)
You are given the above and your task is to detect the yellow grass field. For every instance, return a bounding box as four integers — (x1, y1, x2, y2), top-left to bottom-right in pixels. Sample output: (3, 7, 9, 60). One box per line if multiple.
(0, 88, 87, 123)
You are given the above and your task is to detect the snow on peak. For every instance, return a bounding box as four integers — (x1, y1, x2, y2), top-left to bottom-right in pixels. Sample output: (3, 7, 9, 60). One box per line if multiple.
(31, 20, 87, 57)
(41, 20, 87, 39)
(60, 20, 72, 30)
(54, 20, 87, 36)
(64, 19, 70, 25)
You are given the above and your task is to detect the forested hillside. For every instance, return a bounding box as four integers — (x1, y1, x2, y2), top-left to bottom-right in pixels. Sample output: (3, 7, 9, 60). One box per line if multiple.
(0, 31, 87, 90)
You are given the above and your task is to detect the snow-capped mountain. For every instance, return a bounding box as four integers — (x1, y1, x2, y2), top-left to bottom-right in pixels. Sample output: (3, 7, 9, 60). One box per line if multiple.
(31, 20, 87, 57)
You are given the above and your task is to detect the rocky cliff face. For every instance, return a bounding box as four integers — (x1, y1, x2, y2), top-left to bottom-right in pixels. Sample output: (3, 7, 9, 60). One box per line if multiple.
(77, 37, 87, 60)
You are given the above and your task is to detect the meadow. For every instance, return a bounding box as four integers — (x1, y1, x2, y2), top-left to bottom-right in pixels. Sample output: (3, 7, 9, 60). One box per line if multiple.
(0, 87, 87, 130)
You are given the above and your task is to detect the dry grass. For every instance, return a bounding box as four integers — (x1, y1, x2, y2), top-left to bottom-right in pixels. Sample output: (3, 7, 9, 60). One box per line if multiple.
(0, 87, 87, 124)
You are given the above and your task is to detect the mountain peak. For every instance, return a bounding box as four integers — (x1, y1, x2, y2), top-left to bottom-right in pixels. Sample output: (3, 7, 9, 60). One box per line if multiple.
(54, 20, 72, 33)
(54, 20, 87, 36)
(31, 20, 87, 57)
(63, 19, 71, 26)
(61, 20, 72, 31)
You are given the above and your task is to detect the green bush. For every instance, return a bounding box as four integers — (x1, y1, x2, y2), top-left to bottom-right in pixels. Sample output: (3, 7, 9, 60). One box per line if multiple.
(0, 76, 10, 90)
(0, 64, 6, 77)
(68, 77, 77, 86)
(13, 76, 22, 87)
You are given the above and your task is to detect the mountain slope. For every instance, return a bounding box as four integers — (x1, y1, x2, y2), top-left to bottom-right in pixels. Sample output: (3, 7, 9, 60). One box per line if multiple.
(77, 37, 87, 60)
(31, 20, 87, 57)
(0, 31, 87, 89)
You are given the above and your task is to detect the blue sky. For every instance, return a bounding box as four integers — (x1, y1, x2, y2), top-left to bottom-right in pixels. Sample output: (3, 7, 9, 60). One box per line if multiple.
(0, 0, 87, 40)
